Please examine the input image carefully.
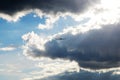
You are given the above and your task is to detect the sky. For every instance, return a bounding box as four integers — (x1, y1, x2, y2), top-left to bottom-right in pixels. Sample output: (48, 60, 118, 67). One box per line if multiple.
(0, 0, 120, 80)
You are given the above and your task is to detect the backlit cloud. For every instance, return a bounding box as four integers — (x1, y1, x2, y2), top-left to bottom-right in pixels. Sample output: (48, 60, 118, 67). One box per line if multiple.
(0, 0, 99, 15)
(22, 23, 120, 69)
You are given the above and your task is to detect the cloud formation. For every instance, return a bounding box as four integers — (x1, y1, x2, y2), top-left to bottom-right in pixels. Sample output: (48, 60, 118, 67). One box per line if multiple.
(22, 23, 120, 69)
(38, 69, 120, 80)
(0, 0, 98, 15)
(20, 0, 120, 70)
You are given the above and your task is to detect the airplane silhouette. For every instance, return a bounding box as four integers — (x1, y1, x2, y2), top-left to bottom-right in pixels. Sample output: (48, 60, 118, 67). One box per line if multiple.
(55, 37, 65, 40)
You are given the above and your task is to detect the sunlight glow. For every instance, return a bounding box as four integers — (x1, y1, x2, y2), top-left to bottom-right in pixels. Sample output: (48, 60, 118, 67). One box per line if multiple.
(101, 0, 120, 9)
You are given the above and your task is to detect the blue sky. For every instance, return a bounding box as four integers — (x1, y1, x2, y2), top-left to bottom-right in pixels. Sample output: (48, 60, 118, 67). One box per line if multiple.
(0, 0, 120, 80)
(0, 13, 45, 46)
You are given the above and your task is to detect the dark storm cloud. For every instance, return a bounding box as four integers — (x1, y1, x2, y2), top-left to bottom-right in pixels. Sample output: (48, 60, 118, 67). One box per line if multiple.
(0, 0, 99, 15)
(36, 69, 120, 80)
(24, 23, 120, 69)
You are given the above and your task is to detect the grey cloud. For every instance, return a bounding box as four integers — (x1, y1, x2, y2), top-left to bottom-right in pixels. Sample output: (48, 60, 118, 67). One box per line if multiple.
(35, 69, 120, 80)
(0, 0, 99, 15)
(23, 23, 120, 69)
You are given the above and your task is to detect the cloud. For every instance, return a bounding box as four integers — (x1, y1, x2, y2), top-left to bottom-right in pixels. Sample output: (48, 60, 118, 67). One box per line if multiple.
(20, 57, 80, 80)
(0, 0, 99, 15)
(37, 14, 60, 30)
(36, 68, 120, 80)
(0, 10, 32, 22)
(36, 0, 120, 30)
(21, 0, 120, 70)
(22, 67, 120, 80)
(30, 59, 79, 79)
(0, 0, 99, 23)
(0, 46, 16, 51)
(22, 23, 120, 69)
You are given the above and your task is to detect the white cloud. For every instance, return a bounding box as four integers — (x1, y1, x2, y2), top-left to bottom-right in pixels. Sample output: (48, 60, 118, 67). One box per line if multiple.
(0, 10, 32, 22)
(36, 11, 71, 30)
(0, 46, 16, 51)
(112, 71, 120, 75)
(22, 31, 46, 51)
(22, 58, 80, 80)
(69, 0, 120, 26)
(37, 14, 60, 30)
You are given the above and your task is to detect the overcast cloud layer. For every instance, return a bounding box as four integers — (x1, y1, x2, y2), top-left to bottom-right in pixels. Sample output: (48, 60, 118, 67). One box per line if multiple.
(0, 0, 99, 15)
